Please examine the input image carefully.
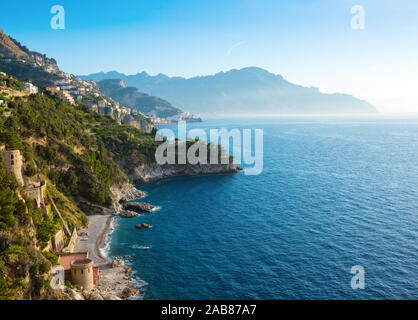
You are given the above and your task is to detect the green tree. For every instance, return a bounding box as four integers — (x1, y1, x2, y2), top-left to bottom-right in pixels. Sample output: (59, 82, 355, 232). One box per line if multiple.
(36, 219, 56, 248)
(62, 170, 78, 195)
(0, 187, 18, 231)
(25, 161, 37, 177)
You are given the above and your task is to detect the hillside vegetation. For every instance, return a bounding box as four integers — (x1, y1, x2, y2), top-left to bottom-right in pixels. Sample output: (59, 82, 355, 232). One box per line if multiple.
(0, 82, 159, 298)
(1, 91, 158, 210)
(0, 154, 65, 299)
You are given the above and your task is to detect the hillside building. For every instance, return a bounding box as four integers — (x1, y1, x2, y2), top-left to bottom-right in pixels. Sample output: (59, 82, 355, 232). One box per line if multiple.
(58, 90, 75, 105)
(24, 82, 38, 94)
(58, 253, 98, 290)
(25, 181, 47, 208)
(0, 145, 47, 208)
(0, 145, 24, 185)
(46, 86, 60, 94)
(46, 86, 75, 105)
(70, 258, 94, 291)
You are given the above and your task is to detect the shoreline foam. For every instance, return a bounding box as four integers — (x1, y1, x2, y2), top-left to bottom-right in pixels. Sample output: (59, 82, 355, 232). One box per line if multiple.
(100, 216, 119, 259)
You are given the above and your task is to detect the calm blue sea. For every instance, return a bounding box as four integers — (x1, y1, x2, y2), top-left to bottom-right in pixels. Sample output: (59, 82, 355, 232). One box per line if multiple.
(108, 117, 418, 300)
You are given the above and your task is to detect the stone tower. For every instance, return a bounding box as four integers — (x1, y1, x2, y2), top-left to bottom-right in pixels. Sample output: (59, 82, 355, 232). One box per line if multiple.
(0, 146, 24, 186)
(70, 258, 94, 291)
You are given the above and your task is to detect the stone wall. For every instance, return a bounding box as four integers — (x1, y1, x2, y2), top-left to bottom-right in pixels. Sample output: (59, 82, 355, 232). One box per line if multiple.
(62, 227, 78, 253)
(49, 194, 71, 236)
(52, 230, 65, 252)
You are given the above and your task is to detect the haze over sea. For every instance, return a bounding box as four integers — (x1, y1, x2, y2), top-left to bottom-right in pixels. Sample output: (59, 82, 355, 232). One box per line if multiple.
(108, 116, 418, 300)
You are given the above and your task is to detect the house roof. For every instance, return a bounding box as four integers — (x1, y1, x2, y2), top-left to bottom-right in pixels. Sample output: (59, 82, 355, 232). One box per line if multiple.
(58, 252, 88, 270)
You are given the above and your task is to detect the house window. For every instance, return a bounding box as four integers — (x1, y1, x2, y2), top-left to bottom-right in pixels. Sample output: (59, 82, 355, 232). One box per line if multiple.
(10, 154, 14, 160)
(81, 270, 83, 274)
(11, 160, 14, 165)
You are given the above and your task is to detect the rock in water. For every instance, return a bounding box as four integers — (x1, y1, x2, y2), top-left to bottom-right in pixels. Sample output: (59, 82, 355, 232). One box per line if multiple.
(123, 202, 155, 213)
(120, 286, 139, 299)
(119, 210, 139, 218)
(135, 224, 141, 229)
(141, 223, 150, 229)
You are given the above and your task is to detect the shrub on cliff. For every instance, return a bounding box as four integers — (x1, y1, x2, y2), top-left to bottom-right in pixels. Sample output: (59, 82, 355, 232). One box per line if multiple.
(43, 251, 58, 266)
(24, 161, 37, 177)
(36, 218, 57, 249)
(0, 187, 18, 231)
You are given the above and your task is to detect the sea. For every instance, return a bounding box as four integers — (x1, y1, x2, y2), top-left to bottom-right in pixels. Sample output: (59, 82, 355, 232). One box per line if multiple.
(106, 116, 418, 300)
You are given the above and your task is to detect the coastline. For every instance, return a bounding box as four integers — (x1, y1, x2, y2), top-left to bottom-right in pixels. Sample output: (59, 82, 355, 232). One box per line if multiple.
(71, 167, 241, 300)
(71, 183, 146, 300)
(96, 215, 113, 261)
(75, 215, 113, 266)
(73, 214, 139, 300)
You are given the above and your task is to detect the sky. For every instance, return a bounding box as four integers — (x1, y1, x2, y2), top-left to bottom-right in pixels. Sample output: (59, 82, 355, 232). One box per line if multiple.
(1, 0, 418, 112)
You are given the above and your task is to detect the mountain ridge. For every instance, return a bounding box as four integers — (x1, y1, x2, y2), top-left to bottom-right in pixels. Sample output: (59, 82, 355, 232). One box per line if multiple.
(80, 67, 377, 115)
(96, 79, 183, 118)
(0, 27, 60, 76)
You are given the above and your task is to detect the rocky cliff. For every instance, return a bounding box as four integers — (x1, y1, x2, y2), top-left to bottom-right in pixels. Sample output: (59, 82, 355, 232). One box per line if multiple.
(129, 163, 241, 182)
(109, 184, 145, 214)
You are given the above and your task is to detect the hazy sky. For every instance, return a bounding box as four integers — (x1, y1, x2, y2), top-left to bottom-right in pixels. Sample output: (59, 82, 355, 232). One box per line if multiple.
(1, 0, 418, 112)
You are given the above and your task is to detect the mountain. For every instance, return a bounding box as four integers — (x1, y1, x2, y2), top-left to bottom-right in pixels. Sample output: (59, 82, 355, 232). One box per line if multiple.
(0, 28, 60, 86)
(0, 27, 26, 58)
(0, 27, 157, 133)
(96, 79, 183, 118)
(81, 67, 377, 115)
(0, 27, 185, 119)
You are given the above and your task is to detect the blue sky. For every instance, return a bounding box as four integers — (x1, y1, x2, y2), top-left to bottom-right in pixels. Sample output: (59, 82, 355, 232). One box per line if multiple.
(1, 0, 418, 112)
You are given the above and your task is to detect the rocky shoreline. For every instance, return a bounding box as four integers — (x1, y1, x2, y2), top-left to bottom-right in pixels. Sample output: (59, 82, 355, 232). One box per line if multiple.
(65, 260, 139, 300)
(109, 184, 146, 214)
(129, 162, 242, 183)
(69, 183, 145, 300)
(71, 215, 139, 300)
(69, 166, 242, 300)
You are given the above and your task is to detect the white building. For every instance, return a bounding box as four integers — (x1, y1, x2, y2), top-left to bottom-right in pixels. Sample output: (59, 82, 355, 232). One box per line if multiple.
(54, 79, 71, 86)
(61, 85, 75, 91)
(24, 82, 38, 94)
(59, 90, 75, 105)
